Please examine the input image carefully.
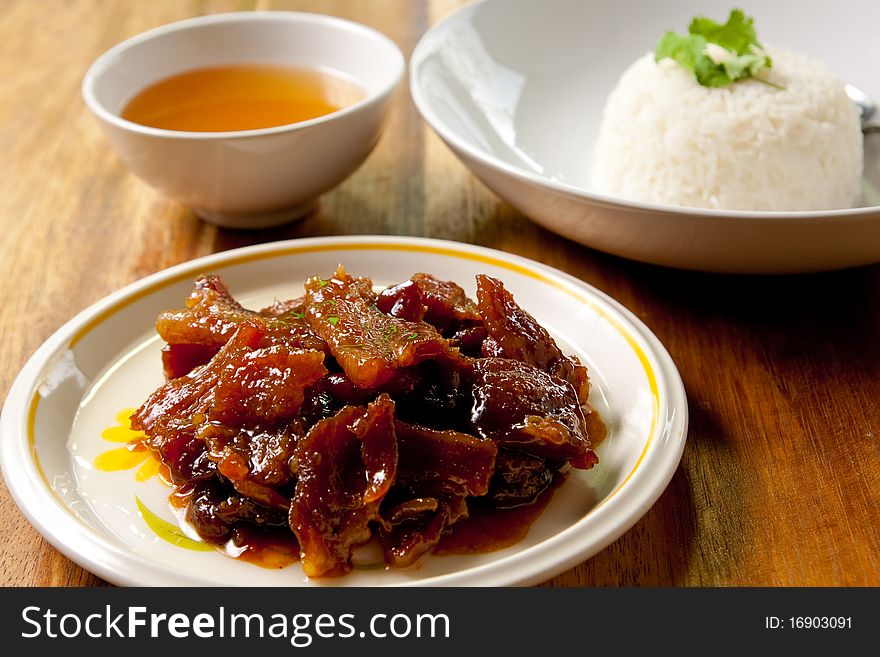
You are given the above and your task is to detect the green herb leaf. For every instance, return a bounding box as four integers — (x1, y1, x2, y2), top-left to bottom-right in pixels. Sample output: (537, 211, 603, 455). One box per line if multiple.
(327, 316, 339, 325)
(655, 31, 708, 73)
(273, 308, 304, 326)
(688, 9, 757, 55)
(720, 51, 769, 81)
(654, 8, 775, 88)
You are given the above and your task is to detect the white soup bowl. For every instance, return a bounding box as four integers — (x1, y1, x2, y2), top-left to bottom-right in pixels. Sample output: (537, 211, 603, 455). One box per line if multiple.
(83, 11, 404, 228)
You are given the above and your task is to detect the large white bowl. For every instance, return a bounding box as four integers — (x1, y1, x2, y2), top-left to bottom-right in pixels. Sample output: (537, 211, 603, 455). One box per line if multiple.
(83, 12, 404, 229)
(411, 0, 880, 273)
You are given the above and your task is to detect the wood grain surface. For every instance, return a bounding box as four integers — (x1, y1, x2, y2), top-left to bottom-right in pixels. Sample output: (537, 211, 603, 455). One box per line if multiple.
(1, 0, 878, 587)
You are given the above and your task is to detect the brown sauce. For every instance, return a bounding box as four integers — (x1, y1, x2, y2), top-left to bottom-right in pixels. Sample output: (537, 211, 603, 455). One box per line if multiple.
(435, 476, 563, 555)
(586, 405, 608, 449)
(223, 527, 301, 569)
(170, 489, 300, 570)
(167, 477, 563, 569)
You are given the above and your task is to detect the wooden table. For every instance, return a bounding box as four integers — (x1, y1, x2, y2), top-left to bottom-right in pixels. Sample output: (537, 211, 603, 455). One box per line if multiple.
(1, 0, 878, 587)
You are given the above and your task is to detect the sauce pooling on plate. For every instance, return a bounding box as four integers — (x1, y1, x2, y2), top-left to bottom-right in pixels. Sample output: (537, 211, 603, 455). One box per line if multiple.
(121, 65, 365, 132)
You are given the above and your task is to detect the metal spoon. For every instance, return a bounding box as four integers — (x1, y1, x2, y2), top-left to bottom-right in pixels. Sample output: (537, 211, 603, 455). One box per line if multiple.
(848, 85, 880, 205)
(846, 84, 878, 131)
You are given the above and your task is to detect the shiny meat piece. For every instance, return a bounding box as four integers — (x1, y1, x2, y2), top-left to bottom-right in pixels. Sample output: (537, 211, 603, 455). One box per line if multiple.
(378, 274, 480, 332)
(133, 321, 327, 433)
(450, 324, 487, 357)
(395, 420, 497, 497)
(412, 273, 481, 328)
(161, 343, 219, 379)
(381, 497, 439, 525)
(148, 422, 217, 484)
(196, 421, 303, 487)
(232, 479, 291, 511)
(290, 397, 398, 577)
(352, 394, 398, 504)
(475, 274, 591, 402)
(289, 406, 370, 577)
(209, 344, 327, 426)
(468, 358, 598, 469)
(488, 449, 556, 508)
(155, 275, 252, 347)
(259, 296, 305, 317)
(132, 321, 266, 435)
(380, 505, 446, 569)
(378, 496, 468, 568)
(156, 275, 326, 353)
(303, 266, 449, 389)
(376, 279, 426, 323)
(184, 480, 289, 543)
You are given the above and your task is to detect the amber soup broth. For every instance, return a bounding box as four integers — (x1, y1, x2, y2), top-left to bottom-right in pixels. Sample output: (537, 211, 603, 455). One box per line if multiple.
(121, 64, 365, 132)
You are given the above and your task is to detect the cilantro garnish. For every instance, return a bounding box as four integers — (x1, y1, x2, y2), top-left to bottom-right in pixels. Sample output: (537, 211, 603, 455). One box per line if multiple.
(655, 9, 779, 88)
(274, 308, 304, 326)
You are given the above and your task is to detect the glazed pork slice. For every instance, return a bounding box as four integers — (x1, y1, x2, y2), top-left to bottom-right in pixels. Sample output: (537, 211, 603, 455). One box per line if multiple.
(303, 266, 450, 389)
(132, 320, 327, 484)
(394, 420, 498, 498)
(161, 343, 220, 381)
(196, 421, 303, 488)
(475, 274, 591, 403)
(487, 449, 556, 508)
(184, 479, 290, 544)
(289, 396, 398, 577)
(467, 357, 598, 470)
(378, 273, 481, 331)
(155, 274, 249, 348)
(378, 496, 469, 568)
(157, 275, 327, 378)
(133, 320, 327, 433)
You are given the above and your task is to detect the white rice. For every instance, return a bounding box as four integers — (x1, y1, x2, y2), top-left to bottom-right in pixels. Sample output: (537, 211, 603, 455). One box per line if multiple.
(591, 47, 863, 211)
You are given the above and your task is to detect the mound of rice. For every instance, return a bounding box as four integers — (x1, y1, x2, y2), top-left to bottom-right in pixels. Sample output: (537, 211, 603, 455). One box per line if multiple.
(591, 47, 863, 211)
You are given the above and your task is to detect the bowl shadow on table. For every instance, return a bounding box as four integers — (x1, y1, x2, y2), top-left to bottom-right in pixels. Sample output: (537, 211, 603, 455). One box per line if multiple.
(205, 176, 563, 255)
(597, 255, 880, 585)
(624, 257, 880, 426)
(207, 184, 420, 254)
(546, 259, 880, 586)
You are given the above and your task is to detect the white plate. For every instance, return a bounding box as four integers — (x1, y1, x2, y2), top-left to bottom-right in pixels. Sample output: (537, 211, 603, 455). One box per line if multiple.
(411, 0, 880, 273)
(0, 236, 687, 586)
